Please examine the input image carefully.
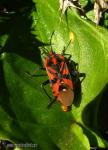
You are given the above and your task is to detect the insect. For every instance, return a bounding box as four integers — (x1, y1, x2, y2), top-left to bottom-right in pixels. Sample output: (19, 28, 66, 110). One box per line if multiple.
(41, 44, 86, 111)
(26, 34, 85, 112)
(42, 48, 74, 112)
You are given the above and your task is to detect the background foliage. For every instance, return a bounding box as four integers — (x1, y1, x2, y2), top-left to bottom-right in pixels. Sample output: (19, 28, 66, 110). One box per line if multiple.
(0, 0, 108, 150)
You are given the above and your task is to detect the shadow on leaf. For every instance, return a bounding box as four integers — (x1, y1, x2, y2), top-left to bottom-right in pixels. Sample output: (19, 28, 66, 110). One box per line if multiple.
(82, 83, 108, 147)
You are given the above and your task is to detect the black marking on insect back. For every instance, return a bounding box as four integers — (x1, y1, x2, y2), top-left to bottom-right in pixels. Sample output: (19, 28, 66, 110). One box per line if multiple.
(47, 57, 53, 66)
(54, 54, 63, 63)
(50, 64, 60, 73)
(47, 61, 53, 66)
(63, 74, 71, 79)
(47, 56, 61, 69)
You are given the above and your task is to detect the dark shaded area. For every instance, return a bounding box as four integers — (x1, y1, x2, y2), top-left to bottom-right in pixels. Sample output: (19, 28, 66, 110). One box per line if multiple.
(90, 147, 108, 150)
(98, 83, 108, 141)
(82, 83, 108, 148)
(0, 0, 43, 65)
(0, 0, 44, 121)
(83, 0, 94, 13)
(99, 10, 108, 28)
(77, 122, 98, 147)
(0, 0, 47, 109)
(73, 72, 86, 107)
(0, 0, 35, 13)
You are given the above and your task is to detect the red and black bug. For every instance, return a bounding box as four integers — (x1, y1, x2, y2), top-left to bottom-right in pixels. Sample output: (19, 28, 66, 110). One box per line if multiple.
(26, 34, 85, 112)
(42, 49, 74, 112)
(41, 44, 85, 111)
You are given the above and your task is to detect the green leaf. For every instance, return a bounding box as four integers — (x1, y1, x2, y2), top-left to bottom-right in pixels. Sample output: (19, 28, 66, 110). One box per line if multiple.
(0, 0, 108, 149)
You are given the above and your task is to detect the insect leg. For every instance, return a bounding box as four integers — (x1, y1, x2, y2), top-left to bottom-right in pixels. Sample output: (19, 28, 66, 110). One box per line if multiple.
(40, 47, 49, 55)
(25, 68, 46, 78)
(50, 31, 55, 51)
(40, 67, 46, 70)
(78, 73, 86, 83)
(62, 40, 71, 55)
(47, 97, 56, 109)
(61, 41, 72, 60)
(41, 80, 52, 101)
(70, 61, 79, 70)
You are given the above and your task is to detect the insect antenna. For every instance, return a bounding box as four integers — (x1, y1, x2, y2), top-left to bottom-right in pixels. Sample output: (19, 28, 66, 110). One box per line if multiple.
(62, 40, 71, 54)
(50, 31, 55, 51)
(47, 97, 56, 109)
(25, 70, 47, 78)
